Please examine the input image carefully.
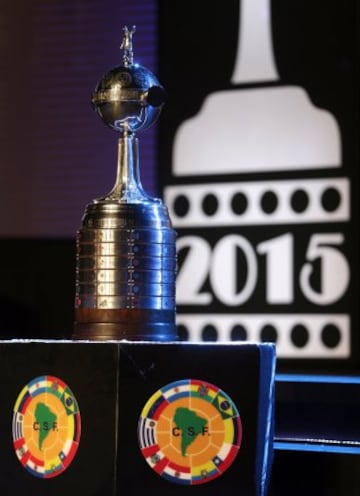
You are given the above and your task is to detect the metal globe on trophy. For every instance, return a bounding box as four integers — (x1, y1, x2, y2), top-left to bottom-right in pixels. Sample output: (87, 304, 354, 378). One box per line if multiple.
(73, 26, 177, 341)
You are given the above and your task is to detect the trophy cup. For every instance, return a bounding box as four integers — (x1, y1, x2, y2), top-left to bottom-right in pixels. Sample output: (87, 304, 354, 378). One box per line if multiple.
(73, 26, 177, 341)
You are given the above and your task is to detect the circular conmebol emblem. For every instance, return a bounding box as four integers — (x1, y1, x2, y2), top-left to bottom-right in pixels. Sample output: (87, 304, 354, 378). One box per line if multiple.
(12, 375, 81, 478)
(138, 379, 242, 485)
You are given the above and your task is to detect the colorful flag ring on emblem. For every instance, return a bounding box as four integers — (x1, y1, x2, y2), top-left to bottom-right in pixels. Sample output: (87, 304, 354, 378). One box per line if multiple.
(12, 375, 81, 479)
(138, 379, 242, 485)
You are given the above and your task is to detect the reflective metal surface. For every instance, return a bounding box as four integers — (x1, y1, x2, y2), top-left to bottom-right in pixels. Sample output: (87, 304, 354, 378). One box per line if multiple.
(73, 26, 176, 341)
(91, 25, 165, 134)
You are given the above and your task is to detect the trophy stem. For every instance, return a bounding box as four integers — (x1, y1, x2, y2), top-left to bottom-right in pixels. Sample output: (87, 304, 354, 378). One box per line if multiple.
(101, 131, 148, 204)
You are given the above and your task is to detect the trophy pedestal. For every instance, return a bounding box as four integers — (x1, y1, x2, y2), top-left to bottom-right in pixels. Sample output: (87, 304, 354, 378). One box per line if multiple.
(0, 340, 275, 495)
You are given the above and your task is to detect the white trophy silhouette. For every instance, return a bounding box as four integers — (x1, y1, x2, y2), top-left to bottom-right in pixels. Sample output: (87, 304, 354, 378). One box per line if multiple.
(173, 0, 341, 175)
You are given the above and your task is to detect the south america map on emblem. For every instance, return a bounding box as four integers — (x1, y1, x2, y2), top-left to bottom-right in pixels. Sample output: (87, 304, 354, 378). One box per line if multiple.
(138, 379, 242, 485)
(12, 375, 81, 478)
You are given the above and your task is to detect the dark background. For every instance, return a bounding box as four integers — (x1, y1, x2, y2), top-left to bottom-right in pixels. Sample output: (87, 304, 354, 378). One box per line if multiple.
(0, 0, 158, 337)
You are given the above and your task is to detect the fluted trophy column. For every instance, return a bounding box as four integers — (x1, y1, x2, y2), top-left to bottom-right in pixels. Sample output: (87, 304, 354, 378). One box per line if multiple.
(73, 26, 177, 341)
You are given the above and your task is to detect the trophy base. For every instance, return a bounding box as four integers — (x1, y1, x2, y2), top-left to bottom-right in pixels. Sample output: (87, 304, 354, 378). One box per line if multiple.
(73, 308, 177, 341)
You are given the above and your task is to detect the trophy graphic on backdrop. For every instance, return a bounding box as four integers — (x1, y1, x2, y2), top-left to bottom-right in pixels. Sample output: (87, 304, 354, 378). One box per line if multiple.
(173, 0, 341, 174)
(73, 26, 177, 341)
(163, 0, 351, 359)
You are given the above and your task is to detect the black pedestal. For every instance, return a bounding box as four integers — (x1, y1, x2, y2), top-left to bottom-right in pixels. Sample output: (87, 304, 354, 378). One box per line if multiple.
(0, 341, 275, 495)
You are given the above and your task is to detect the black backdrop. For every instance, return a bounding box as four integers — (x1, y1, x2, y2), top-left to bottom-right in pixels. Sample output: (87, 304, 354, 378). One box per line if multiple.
(158, 0, 359, 372)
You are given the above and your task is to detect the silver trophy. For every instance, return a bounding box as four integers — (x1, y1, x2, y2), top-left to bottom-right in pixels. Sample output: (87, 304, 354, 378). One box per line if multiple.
(73, 26, 177, 341)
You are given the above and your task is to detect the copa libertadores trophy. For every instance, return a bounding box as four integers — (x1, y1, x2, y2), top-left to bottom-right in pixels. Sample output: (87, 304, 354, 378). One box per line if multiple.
(73, 26, 177, 341)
